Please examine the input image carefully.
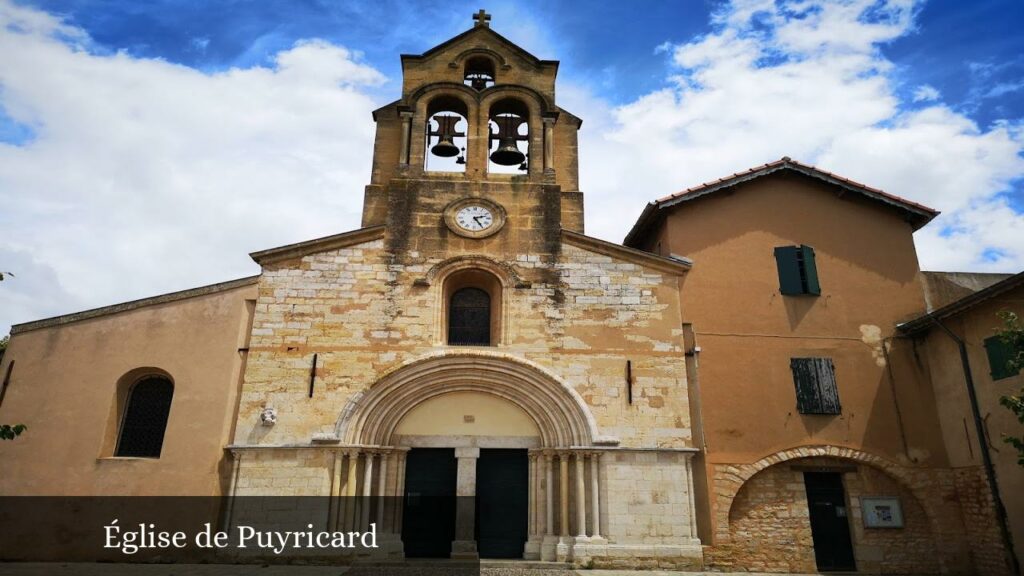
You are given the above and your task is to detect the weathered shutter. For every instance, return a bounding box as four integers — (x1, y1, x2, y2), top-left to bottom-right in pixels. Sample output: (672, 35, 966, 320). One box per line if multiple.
(791, 358, 840, 414)
(799, 245, 821, 295)
(774, 246, 803, 295)
(984, 336, 1019, 380)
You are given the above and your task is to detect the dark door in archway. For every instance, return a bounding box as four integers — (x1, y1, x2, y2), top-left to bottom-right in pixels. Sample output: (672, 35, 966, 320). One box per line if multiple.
(402, 448, 457, 558)
(804, 472, 856, 571)
(476, 448, 529, 558)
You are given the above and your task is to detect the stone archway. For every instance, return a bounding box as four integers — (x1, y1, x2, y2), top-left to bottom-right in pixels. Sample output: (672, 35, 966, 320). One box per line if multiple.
(331, 351, 606, 561)
(709, 445, 956, 574)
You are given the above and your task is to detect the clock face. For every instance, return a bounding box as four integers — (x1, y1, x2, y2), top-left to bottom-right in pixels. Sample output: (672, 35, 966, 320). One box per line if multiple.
(455, 205, 494, 231)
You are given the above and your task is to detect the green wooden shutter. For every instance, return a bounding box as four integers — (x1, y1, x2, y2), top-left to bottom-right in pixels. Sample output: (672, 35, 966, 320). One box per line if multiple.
(984, 336, 1019, 380)
(791, 358, 840, 414)
(775, 246, 803, 295)
(799, 245, 821, 295)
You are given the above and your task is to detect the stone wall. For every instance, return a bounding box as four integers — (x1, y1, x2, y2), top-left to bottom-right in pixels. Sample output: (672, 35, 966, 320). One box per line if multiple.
(706, 457, 941, 574)
(703, 445, 1017, 575)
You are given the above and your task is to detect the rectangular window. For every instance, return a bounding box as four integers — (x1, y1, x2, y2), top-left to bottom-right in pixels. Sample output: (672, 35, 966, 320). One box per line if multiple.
(775, 245, 821, 295)
(791, 357, 840, 414)
(984, 335, 1019, 380)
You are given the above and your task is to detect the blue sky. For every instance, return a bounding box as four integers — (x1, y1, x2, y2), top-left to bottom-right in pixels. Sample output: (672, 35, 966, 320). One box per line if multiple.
(26, 0, 1024, 124)
(1, 0, 1023, 333)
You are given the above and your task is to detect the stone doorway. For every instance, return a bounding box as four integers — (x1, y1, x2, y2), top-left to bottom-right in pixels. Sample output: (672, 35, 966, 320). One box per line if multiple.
(804, 471, 856, 572)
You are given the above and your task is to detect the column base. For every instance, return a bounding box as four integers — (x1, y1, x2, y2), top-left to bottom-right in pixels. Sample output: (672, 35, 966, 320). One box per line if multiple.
(541, 535, 559, 561)
(523, 535, 543, 560)
(555, 536, 573, 562)
(450, 539, 479, 560)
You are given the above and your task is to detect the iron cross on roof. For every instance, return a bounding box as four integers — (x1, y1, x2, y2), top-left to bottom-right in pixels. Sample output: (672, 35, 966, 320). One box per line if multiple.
(472, 9, 491, 28)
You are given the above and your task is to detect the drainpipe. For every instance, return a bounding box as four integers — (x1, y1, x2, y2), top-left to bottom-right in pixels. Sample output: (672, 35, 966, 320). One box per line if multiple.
(931, 318, 1020, 575)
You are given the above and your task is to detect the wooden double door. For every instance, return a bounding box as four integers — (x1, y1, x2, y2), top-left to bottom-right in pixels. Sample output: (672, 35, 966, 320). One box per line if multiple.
(401, 448, 529, 559)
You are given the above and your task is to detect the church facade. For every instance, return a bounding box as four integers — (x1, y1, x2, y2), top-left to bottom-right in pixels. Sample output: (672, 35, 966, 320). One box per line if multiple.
(1, 12, 1021, 575)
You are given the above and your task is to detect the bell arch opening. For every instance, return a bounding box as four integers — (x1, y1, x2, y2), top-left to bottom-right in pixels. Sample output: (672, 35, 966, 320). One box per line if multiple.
(487, 97, 529, 175)
(425, 95, 468, 172)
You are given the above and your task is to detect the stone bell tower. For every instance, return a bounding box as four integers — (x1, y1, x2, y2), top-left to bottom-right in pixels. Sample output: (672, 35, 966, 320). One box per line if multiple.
(360, 9, 584, 246)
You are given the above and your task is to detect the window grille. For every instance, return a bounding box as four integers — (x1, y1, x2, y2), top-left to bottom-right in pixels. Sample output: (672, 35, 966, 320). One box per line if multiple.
(115, 376, 173, 458)
(448, 287, 491, 345)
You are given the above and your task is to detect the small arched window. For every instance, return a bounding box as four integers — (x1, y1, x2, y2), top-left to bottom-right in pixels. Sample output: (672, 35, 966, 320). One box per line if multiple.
(448, 287, 491, 346)
(115, 376, 174, 458)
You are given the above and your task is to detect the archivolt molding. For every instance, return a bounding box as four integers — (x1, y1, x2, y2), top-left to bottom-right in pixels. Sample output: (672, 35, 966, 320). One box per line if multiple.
(334, 350, 600, 448)
(448, 47, 510, 70)
(715, 444, 943, 543)
(415, 255, 529, 288)
(406, 82, 555, 115)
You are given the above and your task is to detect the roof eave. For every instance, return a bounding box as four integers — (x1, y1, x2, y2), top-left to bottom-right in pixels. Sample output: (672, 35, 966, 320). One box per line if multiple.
(897, 271, 1024, 335)
(250, 226, 386, 266)
(563, 229, 691, 275)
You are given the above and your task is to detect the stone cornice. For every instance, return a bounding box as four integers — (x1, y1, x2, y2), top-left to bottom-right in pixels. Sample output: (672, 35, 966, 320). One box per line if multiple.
(11, 276, 259, 335)
(561, 229, 692, 275)
(249, 226, 386, 266)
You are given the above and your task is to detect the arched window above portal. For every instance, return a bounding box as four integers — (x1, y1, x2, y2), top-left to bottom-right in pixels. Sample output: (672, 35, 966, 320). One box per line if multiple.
(487, 97, 530, 175)
(444, 268, 502, 346)
(424, 95, 469, 172)
(464, 56, 496, 91)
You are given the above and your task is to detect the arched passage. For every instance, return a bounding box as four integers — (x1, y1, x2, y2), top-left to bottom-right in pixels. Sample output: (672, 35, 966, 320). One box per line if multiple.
(709, 446, 949, 574)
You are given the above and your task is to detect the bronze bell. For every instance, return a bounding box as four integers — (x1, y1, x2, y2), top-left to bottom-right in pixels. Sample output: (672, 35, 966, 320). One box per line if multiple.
(428, 115, 464, 158)
(491, 138, 526, 166)
(431, 137, 460, 158)
(489, 115, 527, 166)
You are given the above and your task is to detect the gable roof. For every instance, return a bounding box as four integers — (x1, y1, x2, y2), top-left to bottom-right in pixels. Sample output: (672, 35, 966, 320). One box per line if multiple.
(561, 229, 691, 275)
(623, 157, 940, 247)
(898, 271, 1024, 335)
(11, 276, 259, 335)
(250, 226, 386, 265)
(401, 24, 559, 73)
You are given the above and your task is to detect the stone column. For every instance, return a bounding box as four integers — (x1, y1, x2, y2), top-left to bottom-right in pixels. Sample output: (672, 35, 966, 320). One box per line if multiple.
(524, 452, 542, 559)
(451, 447, 479, 559)
(392, 450, 408, 536)
(329, 451, 344, 531)
(398, 111, 414, 165)
(559, 453, 570, 538)
(542, 116, 555, 173)
(361, 452, 375, 531)
(376, 451, 388, 531)
(545, 452, 555, 537)
(344, 450, 360, 532)
(575, 452, 588, 541)
(590, 452, 603, 540)
(541, 451, 558, 561)
(556, 452, 572, 561)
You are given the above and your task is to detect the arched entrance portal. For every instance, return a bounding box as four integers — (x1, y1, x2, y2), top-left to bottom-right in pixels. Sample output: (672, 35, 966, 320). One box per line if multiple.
(333, 352, 604, 561)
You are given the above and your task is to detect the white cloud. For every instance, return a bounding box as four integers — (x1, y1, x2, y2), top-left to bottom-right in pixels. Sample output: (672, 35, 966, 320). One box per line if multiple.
(0, 1, 384, 332)
(913, 84, 940, 102)
(564, 0, 1024, 273)
(1, 0, 1022, 335)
